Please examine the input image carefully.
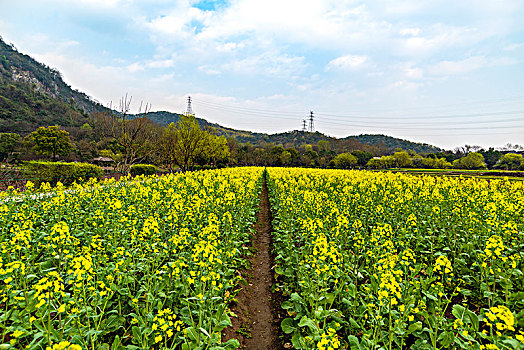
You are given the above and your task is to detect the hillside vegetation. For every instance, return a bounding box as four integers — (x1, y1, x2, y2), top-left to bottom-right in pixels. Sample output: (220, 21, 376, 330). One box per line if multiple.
(0, 36, 107, 133)
(146, 111, 442, 153)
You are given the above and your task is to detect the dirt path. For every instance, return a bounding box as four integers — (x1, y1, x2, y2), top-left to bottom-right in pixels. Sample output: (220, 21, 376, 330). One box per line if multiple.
(223, 173, 282, 349)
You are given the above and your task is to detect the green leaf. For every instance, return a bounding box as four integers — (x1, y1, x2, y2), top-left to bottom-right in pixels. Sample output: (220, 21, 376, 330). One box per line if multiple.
(221, 339, 240, 350)
(407, 321, 422, 334)
(131, 326, 141, 345)
(467, 311, 479, 331)
(437, 330, 454, 347)
(281, 301, 293, 310)
(298, 316, 319, 334)
(452, 304, 466, 320)
(281, 318, 296, 334)
(291, 333, 307, 349)
(111, 335, 122, 350)
(348, 335, 361, 349)
(347, 283, 356, 298)
(349, 317, 360, 329)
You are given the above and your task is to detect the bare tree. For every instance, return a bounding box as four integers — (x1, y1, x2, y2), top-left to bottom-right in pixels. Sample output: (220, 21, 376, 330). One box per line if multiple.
(97, 94, 159, 172)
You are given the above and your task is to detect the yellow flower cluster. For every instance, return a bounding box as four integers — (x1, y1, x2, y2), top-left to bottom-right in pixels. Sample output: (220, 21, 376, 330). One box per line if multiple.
(33, 271, 65, 309)
(152, 308, 184, 343)
(484, 235, 505, 259)
(375, 253, 403, 306)
(433, 255, 453, 275)
(317, 327, 341, 350)
(266, 167, 523, 349)
(46, 341, 82, 350)
(484, 305, 515, 334)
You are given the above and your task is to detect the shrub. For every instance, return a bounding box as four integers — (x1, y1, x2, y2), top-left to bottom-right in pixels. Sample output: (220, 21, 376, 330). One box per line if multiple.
(129, 164, 157, 176)
(24, 161, 102, 186)
(333, 153, 357, 169)
(453, 152, 487, 170)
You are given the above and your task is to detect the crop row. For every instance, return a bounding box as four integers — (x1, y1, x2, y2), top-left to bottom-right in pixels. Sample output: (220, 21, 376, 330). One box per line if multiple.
(0, 168, 263, 349)
(267, 168, 524, 350)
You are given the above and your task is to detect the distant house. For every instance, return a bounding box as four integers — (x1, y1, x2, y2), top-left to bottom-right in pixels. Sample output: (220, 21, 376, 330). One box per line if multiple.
(92, 156, 114, 166)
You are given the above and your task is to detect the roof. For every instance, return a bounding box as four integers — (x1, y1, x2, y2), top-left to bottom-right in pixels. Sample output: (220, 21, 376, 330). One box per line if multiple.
(92, 156, 114, 162)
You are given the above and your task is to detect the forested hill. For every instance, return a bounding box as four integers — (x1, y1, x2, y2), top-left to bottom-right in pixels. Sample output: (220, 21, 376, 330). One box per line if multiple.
(0, 36, 107, 133)
(346, 134, 442, 154)
(147, 111, 442, 153)
(0, 36, 442, 153)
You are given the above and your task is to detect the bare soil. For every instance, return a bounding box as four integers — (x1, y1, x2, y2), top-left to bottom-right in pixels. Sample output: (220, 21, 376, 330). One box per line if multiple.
(223, 174, 284, 349)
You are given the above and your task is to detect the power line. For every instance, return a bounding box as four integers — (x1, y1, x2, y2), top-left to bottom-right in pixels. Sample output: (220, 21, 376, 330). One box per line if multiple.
(319, 109, 524, 122)
(197, 101, 523, 128)
(189, 97, 524, 137)
(194, 96, 524, 120)
(308, 111, 315, 132)
(194, 97, 523, 123)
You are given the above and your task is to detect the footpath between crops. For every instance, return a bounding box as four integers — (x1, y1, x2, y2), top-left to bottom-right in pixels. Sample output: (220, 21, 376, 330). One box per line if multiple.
(223, 173, 283, 349)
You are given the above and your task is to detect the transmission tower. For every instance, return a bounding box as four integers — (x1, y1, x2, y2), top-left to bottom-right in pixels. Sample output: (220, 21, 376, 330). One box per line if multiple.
(185, 96, 194, 116)
(308, 111, 314, 132)
(302, 119, 307, 132)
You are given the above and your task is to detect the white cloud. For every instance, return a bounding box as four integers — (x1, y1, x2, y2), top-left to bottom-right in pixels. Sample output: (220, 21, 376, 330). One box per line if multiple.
(404, 66, 423, 79)
(399, 24, 483, 57)
(389, 80, 423, 91)
(429, 56, 487, 76)
(127, 62, 145, 73)
(221, 53, 306, 76)
(146, 59, 175, 69)
(150, 73, 174, 83)
(198, 65, 221, 75)
(400, 28, 420, 36)
(216, 41, 245, 52)
(326, 55, 368, 71)
(504, 43, 524, 51)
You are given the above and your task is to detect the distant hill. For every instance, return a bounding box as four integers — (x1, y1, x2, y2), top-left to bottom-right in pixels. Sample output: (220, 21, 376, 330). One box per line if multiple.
(0, 36, 442, 154)
(345, 134, 441, 154)
(147, 111, 442, 153)
(0, 36, 107, 133)
(147, 111, 338, 146)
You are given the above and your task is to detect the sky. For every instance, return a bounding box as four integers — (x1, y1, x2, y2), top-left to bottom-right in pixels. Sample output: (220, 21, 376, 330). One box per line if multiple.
(1, 0, 523, 149)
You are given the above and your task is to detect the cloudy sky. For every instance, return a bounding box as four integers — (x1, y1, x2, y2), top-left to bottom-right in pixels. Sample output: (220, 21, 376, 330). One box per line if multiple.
(1, 0, 523, 149)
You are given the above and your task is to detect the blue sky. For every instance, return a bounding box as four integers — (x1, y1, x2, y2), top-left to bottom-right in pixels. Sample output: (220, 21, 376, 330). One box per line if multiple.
(1, 0, 523, 149)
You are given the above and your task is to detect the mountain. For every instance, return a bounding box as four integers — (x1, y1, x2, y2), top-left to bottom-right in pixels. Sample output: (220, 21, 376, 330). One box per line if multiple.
(146, 111, 442, 153)
(0, 36, 107, 133)
(0, 36, 442, 154)
(147, 111, 337, 145)
(345, 134, 441, 154)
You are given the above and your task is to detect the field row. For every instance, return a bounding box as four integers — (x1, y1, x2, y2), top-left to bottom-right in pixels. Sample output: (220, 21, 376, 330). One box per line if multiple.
(267, 168, 524, 350)
(0, 168, 263, 349)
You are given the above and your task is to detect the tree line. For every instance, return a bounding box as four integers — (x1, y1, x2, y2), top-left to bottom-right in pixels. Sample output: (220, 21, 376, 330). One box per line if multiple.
(0, 99, 523, 172)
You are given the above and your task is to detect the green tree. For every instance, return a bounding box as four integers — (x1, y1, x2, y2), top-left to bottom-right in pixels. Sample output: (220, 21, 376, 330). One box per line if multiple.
(453, 152, 487, 169)
(317, 140, 331, 153)
(0, 132, 21, 161)
(158, 116, 230, 171)
(421, 157, 452, 169)
(281, 150, 292, 166)
(333, 152, 357, 169)
(203, 134, 230, 167)
(480, 148, 502, 169)
(351, 150, 373, 166)
(28, 126, 72, 159)
(496, 153, 523, 170)
(393, 151, 413, 168)
(366, 158, 382, 169)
